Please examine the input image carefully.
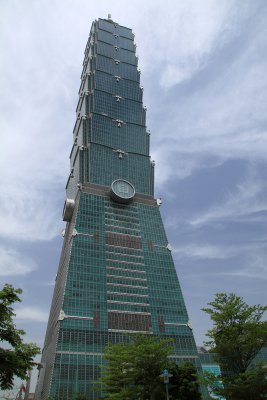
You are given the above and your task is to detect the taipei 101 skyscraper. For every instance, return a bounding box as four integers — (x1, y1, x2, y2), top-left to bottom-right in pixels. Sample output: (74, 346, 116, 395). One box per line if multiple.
(35, 16, 203, 400)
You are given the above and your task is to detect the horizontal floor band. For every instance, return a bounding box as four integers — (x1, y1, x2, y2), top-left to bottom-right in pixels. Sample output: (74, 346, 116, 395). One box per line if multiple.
(108, 329, 152, 334)
(108, 309, 151, 315)
(106, 259, 145, 266)
(107, 300, 149, 306)
(56, 351, 103, 356)
(107, 282, 148, 289)
(106, 266, 146, 274)
(107, 291, 149, 297)
(107, 274, 146, 281)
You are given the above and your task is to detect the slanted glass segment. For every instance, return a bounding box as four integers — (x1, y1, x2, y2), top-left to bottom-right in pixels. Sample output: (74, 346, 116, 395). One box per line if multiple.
(35, 17, 207, 400)
(88, 71, 143, 101)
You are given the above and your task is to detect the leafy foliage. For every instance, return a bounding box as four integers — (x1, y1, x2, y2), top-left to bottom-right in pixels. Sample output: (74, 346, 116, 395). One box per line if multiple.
(203, 363, 267, 400)
(168, 362, 201, 400)
(202, 292, 267, 399)
(100, 334, 172, 400)
(72, 394, 89, 400)
(0, 284, 40, 390)
(99, 335, 201, 400)
(202, 292, 267, 373)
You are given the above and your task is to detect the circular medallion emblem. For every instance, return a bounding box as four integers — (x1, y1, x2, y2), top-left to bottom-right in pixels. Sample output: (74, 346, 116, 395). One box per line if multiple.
(110, 179, 135, 203)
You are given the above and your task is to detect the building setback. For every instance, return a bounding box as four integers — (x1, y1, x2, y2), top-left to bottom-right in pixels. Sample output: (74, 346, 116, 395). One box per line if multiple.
(35, 17, 206, 400)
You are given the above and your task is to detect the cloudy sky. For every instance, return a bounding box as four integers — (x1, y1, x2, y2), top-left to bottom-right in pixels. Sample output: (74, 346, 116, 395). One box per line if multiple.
(1, 0, 267, 391)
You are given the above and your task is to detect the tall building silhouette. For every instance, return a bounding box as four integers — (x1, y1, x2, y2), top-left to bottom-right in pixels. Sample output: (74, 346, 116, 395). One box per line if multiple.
(36, 17, 203, 400)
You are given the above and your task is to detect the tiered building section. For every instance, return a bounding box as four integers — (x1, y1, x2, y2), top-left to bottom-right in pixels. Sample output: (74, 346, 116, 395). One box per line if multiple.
(35, 17, 203, 400)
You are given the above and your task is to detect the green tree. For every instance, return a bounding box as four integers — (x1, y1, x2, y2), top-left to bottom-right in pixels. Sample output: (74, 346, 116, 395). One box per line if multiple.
(168, 362, 201, 400)
(0, 284, 40, 390)
(100, 334, 172, 400)
(203, 364, 267, 400)
(99, 335, 202, 400)
(202, 292, 267, 399)
(223, 363, 267, 400)
(72, 394, 89, 400)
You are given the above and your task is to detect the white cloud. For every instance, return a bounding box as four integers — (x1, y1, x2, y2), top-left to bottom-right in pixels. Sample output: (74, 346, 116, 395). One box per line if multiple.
(14, 306, 49, 323)
(0, 0, 266, 239)
(173, 240, 267, 261)
(153, 59, 267, 185)
(153, 148, 200, 184)
(41, 280, 56, 287)
(160, 64, 194, 88)
(191, 170, 267, 226)
(0, 1, 74, 241)
(195, 261, 267, 281)
(0, 246, 36, 276)
(173, 243, 236, 260)
(146, 4, 267, 187)
(0, 182, 63, 241)
(137, 0, 236, 87)
(179, 243, 267, 283)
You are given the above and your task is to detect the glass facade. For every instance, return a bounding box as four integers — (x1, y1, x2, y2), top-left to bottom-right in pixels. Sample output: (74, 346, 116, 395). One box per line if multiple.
(199, 353, 225, 399)
(35, 17, 207, 400)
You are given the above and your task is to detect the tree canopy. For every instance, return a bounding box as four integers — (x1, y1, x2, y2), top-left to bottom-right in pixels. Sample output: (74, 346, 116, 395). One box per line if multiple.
(168, 362, 201, 400)
(0, 284, 40, 390)
(202, 292, 267, 399)
(100, 334, 170, 399)
(99, 334, 201, 400)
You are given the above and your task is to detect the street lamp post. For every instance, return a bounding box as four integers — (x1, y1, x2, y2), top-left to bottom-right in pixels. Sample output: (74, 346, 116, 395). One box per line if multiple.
(160, 369, 173, 400)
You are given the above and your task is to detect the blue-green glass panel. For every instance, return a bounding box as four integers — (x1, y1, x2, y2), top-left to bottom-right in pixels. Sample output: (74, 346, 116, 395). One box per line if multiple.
(50, 352, 103, 399)
(96, 42, 137, 65)
(88, 144, 153, 195)
(89, 114, 149, 155)
(91, 70, 142, 101)
(92, 90, 145, 125)
(96, 30, 135, 51)
(95, 54, 139, 81)
(98, 19, 134, 40)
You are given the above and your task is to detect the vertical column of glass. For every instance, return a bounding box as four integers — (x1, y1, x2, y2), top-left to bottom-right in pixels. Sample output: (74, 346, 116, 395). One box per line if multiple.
(81, 19, 153, 195)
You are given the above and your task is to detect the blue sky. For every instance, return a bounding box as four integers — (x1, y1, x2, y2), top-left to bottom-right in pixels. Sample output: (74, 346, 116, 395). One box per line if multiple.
(1, 0, 267, 392)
